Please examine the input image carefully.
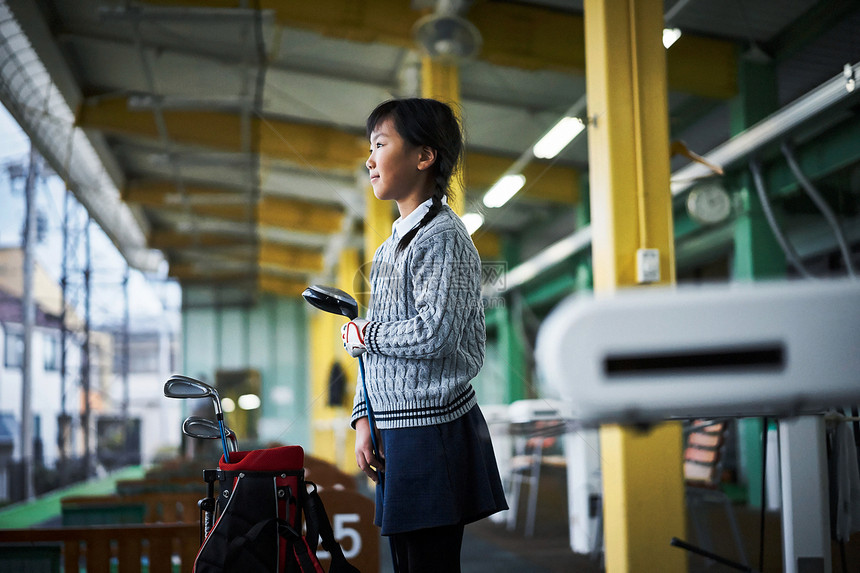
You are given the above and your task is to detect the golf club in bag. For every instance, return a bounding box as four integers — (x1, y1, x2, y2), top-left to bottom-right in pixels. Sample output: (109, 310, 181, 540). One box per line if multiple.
(165, 375, 359, 573)
(181, 415, 238, 542)
(183, 415, 239, 452)
(165, 375, 232, 463)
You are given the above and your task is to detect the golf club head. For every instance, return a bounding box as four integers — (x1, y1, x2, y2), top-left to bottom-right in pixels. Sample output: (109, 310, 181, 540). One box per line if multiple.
(182, 416, 238, 452)
(182, 416, 222, 440)
(302, 285, 359, 319)
(164, 374, 223, 415)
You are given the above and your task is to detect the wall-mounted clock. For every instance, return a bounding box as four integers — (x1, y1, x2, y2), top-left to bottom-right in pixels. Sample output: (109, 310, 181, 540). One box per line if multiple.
(686, 182, 732, 225)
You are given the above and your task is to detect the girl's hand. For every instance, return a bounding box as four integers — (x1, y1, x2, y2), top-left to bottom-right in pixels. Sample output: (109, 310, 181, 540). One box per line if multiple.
(354, 417, 384, 483)
(341, 318, 368, 357)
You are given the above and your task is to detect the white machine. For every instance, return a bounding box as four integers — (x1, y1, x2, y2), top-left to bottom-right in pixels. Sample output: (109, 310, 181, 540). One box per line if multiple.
(536, 278, 860, 426)
(535, 278, 860, 573)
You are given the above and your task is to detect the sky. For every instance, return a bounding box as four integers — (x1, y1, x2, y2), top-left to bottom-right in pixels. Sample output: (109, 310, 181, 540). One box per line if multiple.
(0, 104, 180, 330)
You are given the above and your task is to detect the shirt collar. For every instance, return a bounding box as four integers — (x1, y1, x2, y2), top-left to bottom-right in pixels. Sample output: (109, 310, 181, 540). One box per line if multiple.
(392, 195, 447, 241)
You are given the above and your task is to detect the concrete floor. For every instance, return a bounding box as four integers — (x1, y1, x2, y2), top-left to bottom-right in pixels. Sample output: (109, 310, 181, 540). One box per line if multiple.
(404, 464, 860, 573)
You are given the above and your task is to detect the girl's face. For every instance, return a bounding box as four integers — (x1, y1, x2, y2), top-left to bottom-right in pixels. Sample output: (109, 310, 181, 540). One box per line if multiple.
(366, 117, 434, 213)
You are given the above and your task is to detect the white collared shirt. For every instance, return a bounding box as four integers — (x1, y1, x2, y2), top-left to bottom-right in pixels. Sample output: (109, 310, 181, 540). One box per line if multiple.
(391, 195, 448, 242)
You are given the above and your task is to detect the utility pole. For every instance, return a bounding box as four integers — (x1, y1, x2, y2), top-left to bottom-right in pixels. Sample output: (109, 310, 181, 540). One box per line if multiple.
(59, 188, 70, 481)
(82, 216, 92, 478)
(20, 145, 40, 500)
(122, 265, 130, 465)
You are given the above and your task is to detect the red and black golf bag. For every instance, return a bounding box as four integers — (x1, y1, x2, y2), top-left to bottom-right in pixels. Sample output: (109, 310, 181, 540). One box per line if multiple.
(193, 445, 359, 573)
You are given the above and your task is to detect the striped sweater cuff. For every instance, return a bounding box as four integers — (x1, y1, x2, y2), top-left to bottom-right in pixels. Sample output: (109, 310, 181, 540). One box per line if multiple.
(350, 402, 368, 428)
(364, 321, 381, 354)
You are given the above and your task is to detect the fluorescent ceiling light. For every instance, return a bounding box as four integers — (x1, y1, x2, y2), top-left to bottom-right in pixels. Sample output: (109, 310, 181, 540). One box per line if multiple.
(663, 28, 682, 49)
(483, 174, 526, 208)
(461, 212, 484, 235)
(533, 117, 585, 159)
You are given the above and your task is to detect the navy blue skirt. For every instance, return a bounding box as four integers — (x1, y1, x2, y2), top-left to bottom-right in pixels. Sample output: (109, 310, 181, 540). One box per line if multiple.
(374, 405, 508, 535)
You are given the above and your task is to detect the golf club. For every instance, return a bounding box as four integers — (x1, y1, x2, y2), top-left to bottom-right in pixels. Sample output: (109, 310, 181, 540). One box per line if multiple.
(301, 284, 358, 320)
(183, 415, 239, 452)
(302, 285, 378, 464)
(164, 374, 231, 463)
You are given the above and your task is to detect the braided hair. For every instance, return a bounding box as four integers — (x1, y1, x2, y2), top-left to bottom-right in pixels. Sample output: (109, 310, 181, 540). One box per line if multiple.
(366, 98, 464, 253)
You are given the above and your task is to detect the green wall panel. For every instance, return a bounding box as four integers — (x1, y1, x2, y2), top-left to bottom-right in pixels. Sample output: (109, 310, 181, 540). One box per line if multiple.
(180, 292, 310, 451)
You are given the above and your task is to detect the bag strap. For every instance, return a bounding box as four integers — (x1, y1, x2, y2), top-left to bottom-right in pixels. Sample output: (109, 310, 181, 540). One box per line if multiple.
(220, 479, 360, 573)
(292, 537, 325, 573)
(224, 517, 284, 572)
(302, 482, 360, 573)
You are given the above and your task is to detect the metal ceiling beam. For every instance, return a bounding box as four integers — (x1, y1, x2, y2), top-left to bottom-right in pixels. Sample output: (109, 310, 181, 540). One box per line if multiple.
(258, 274, 310, 298)
(150, 229, 247, 249)
(171, 258, 311, 296)
(470, 1, 736, 99)
(466, 154, 580, 205)
(766, 0, 860, 64)
(80, 96, 578, 205)
(259, 242, 324, 273)
(169, 263, 252, 281)
(164, 240, 322, 275)
(77, 95, 367, 172)
(123, 182, 249, 206)
(143, 0, 737, 99)
(59, 30, 571, 155)
(139, 195, 344, 236)
(257, 197, 344, 234)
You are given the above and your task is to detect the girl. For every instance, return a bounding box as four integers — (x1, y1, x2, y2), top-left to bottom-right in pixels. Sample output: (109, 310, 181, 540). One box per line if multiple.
(340, 98, 507, 572)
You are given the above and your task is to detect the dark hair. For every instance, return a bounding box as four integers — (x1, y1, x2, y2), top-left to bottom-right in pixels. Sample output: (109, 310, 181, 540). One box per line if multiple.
(366, 98, 464, 253)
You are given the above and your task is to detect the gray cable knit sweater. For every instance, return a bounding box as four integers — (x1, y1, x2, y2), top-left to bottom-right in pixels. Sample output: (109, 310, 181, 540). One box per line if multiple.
(351, 205, 486, 429)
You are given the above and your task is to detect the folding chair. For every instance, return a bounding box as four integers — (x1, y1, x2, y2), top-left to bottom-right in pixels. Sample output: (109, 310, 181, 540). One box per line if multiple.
(505, 399, 567, 537)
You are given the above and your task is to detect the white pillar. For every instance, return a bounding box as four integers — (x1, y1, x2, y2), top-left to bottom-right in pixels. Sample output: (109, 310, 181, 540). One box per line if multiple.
(564, 428, 602, 554)
(779, 415, 831, 573)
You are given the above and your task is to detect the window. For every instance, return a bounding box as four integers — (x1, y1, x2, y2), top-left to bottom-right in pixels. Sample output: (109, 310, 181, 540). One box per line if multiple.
(3, 327, 24, 369)
(43, 333, 60, 371)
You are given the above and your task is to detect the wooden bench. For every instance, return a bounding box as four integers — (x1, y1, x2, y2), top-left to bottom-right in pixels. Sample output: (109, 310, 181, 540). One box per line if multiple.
(0, 523, 198, 573)
(62, 491, 204, 525)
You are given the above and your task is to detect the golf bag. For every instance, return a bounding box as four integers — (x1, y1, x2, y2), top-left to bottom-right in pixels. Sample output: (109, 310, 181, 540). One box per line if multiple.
(194, 445, 359, 573)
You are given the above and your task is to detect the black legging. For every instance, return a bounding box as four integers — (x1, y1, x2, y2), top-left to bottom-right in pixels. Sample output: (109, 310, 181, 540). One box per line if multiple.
(390, 523, 465, 573)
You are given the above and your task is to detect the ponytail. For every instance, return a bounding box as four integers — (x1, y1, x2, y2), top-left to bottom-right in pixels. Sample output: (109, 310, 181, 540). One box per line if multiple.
(396, 190, 444, 254)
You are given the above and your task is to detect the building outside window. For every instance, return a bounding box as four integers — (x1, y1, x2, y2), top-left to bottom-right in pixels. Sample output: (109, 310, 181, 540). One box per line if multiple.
(43, 332, 60, 371)
(3, 327, 23, 369)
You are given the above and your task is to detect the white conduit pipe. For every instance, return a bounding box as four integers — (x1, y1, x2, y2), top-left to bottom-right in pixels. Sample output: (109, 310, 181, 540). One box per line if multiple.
(490, 63, 860, 295)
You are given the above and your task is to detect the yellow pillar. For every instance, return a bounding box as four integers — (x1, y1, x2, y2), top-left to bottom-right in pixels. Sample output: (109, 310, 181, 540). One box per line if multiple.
(421, 55, 465, 215)
(584, 0, 686, 571)
(361, 184, 394, 308)
(364, 186, 393, 261)
(309, 300, 338, 460)
(310, 248, 362, 471)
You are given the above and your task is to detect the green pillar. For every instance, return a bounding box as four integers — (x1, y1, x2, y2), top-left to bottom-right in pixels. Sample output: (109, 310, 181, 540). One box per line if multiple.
(730, 55, 784, 509)
(497, 234, 528, 402)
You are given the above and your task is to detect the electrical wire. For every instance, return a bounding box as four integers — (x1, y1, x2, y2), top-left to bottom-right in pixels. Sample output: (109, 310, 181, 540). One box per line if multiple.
(749, 158, 816, 279)
(781, 141, 857, 279)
